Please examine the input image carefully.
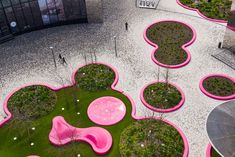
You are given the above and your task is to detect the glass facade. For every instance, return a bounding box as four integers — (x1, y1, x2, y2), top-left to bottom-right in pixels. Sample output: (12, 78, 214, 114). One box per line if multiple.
(0, 0, 87, 41)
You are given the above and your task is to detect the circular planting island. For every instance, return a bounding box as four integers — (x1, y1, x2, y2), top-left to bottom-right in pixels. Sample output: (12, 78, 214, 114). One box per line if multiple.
(200, 74, 235, 100)
(144, 20, 196, 68)
(75, 63, 115, 91)
(120, 119, 186, 157)
(177, 0, 232, 22)
(140, 81, 185, 112)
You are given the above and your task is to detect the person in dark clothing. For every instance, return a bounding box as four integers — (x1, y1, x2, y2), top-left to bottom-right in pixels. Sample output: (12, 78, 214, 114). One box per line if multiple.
(125, 22, 128, 31)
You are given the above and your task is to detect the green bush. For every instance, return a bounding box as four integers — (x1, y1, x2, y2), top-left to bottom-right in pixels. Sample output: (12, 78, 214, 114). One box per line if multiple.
(119, 119, 184, 157)
(180, 0, 232, 20)
(147, 22, 193, 65)
(8, 85, 57, 120)
(203, 76, 235, 96)
(75, 64, 115, 91)
(143, 82, 182, 109)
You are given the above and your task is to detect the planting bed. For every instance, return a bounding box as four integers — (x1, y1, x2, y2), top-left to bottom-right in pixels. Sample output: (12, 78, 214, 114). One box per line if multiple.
(200, 74, 235, 100)
(120, 119, 184, 157)
(0, 63, 188, 157)
(140, 81, 185, 112)
(178, 0, 232, 21)
(144, 20, 195, 68)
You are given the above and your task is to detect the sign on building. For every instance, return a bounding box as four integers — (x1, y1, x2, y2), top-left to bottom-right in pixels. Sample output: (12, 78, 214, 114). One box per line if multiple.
(137, 0, 159, 9)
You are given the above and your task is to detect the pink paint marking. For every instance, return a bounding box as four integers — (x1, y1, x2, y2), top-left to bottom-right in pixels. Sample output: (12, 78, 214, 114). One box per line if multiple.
(49, 116, 112, 155)
(206, 144, 212, 157)
(88, 96, 126, 126)
(176, 0, 228, 23)
(140, 80, 185, 113)
(199, 74, 235, 100)
(143, 20, 196, 68)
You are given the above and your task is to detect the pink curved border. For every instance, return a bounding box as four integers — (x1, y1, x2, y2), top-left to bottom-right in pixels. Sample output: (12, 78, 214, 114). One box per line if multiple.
(199, 74, 235, 100)
(0, 62, 189, 157)
(206, 144, 212, 157)
(143, 20, 197, 68)
(140, 80, 185, 113)
(176, 0, 228, 23)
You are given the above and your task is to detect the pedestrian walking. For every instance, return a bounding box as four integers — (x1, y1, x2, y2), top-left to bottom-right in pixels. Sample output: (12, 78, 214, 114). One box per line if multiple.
(125, 22, 128, 31)
(62, 57, 67, 65)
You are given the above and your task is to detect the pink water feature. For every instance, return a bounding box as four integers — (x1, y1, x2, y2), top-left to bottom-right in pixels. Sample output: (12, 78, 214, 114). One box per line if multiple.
(87, 96, 126, 126)
(49, 116, 113, 155)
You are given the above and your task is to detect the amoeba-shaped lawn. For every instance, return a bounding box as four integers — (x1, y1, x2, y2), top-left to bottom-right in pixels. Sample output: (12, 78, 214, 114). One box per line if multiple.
(0, 63, 188, 157)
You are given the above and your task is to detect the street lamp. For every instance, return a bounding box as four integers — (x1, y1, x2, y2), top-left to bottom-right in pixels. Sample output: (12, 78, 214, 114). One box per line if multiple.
(50, 46, 57, 68)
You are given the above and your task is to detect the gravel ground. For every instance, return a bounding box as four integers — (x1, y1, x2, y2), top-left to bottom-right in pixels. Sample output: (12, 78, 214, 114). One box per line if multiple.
(0, 0, 234, 156)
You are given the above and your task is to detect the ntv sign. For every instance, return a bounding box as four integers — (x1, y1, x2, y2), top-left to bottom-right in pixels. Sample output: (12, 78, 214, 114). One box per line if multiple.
(137, 0, 159, 9)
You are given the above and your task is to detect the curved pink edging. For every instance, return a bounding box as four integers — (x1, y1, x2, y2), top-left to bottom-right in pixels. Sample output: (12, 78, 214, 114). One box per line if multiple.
(143, 20, 196, 68)
(199, 74, 235, 100)
(176, 0, 228, 23)
(87, 96, 126, 126)
(49, 116, 112, 155)
(0, 62, 189, 157)
(140, 80, 185, 113)
(206, 144, 212, 157)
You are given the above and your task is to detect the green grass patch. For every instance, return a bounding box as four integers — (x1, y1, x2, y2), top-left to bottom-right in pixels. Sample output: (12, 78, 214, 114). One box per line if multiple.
(75, 64, 115, 91)
(119, 119, 184, 157)
(0, 64, 185, 156)
(146, 21, 193, 65)
(0, 87, 134, 157)
(143, 82, 182, 109)
(203, 76, 235, 97)
(179, 0, 232, 20)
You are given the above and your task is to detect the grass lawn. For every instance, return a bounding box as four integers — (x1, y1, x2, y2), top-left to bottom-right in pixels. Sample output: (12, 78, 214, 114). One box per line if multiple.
(143, 82, 182, 109)
(0, 63, 185, 157)
(203, 76, 235, 97)
(179, 0, 232, 20)
(146, 21, 193, 66)
(120, 119, 184, 157)
(0, 87, 134, 157)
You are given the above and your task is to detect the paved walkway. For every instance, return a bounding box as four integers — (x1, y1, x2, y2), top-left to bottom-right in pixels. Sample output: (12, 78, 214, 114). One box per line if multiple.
(0, 0, 234, 156)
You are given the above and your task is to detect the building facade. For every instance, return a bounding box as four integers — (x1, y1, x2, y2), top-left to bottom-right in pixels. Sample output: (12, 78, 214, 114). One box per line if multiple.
(0, 0, 102, 43)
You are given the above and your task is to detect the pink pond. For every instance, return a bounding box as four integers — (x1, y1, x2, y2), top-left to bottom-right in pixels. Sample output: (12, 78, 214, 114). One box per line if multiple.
(49, 116, 112, 155)
(88, 96, 126, 126)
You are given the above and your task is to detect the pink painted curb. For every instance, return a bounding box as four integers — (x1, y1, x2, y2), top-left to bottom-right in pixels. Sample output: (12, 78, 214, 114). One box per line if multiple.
(140, 80, 185, 113)
(176, 0, 228, 23)
(143, 20, 196, 68)
(0, 62, 189, 157)
(199, 74, 235, 100)
(206, 144, 212, 157)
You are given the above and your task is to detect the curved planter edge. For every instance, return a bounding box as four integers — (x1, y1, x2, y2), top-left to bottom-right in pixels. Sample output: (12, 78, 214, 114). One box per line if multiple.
(0, 62, 189, 157)
(206, 144, 212, 157)
(199, 74, 235, 100)
(140, 80, 185, 113)
(176, 0, 228, 23)
(143, 20, 196, 68)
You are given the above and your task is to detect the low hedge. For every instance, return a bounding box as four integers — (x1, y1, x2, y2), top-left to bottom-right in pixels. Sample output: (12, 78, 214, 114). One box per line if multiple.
(143, 82, 182, 109)
(203, 76, 235, 97)
(75, 64, 115, 91)
(8, 85, 57, 120)
(119, 119, 184, 157)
